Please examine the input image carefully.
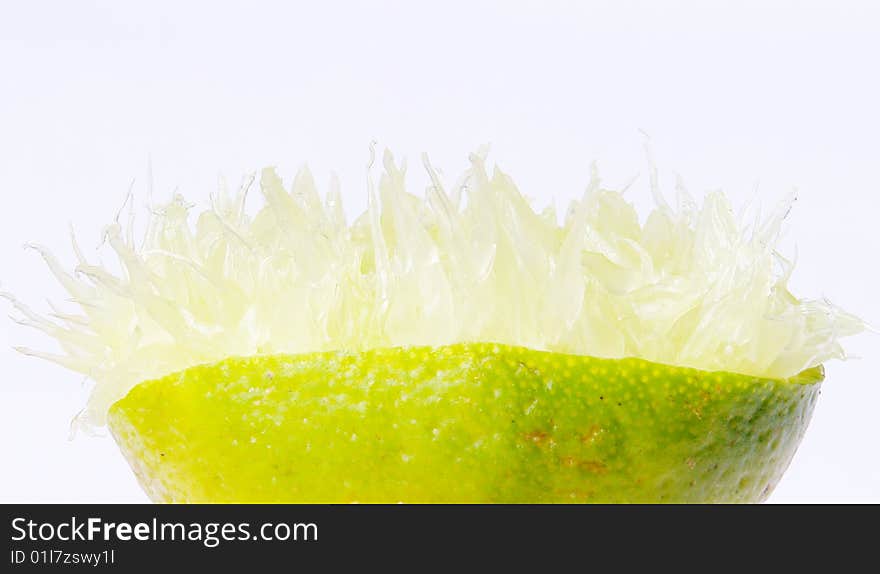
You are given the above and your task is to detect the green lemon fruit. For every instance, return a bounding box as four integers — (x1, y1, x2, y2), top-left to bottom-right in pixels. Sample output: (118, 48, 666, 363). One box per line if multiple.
(108, 343, 822, 503)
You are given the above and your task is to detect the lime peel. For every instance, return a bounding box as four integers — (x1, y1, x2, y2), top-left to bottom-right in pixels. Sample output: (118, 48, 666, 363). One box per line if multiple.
(6, 150, 865, 429)
(109, 343, 822, 503)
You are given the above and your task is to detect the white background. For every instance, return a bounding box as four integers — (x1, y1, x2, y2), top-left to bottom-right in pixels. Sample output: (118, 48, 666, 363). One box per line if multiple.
(1, 1, 878, 502)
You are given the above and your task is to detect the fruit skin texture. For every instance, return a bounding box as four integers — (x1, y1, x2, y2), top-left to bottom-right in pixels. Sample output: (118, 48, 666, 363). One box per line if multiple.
(108, 343, 822, 503)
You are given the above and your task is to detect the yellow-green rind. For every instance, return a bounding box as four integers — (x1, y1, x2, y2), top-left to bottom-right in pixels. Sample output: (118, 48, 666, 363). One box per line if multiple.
(108, 343, 822, 503)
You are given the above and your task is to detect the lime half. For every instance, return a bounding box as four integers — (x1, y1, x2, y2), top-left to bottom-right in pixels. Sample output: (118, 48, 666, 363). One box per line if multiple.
(6, 152, 863, 503)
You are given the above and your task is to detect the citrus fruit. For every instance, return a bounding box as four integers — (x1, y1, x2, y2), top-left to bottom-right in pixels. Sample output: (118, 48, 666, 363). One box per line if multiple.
(6, 149, 865, 502)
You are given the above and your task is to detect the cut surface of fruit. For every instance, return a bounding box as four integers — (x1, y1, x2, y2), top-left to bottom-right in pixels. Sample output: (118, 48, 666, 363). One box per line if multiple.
(5, 151, 864, 430)
(110, 343, 822, 503)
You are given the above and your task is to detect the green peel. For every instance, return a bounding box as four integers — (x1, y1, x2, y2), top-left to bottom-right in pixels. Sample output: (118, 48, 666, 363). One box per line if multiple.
(109, 344, 822, 503)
